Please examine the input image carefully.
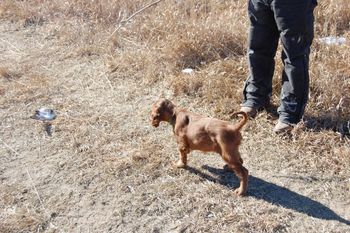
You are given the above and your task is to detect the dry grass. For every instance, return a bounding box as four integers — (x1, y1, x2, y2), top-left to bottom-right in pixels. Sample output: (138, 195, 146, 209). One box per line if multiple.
(315, 0, 350, 35)
(0, 0, 350, 232)
(0, 67, 22, 80)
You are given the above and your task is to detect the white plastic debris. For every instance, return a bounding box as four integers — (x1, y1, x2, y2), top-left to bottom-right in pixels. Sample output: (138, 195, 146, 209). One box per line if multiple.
(319, 36, 346, 45)
(31, 108, 57, 121)
(182, 68, 194, 74)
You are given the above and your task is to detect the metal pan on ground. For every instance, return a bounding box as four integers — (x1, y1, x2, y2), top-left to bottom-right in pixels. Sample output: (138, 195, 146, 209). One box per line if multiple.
(31, 108, 57, 121)
(31, 108, 57, 136)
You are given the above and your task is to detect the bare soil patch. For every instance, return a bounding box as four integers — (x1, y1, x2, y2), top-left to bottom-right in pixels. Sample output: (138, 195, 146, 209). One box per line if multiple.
(1, 1, 350, 232)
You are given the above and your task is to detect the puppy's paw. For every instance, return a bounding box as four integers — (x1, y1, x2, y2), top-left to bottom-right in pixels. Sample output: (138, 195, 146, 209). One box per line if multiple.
(172, 160, 187, 168)
(233, 188, 245, 197)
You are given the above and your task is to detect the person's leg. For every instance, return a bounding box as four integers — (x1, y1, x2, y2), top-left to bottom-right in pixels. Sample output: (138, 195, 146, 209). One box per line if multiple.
(242, 0, 279, 110)
(272, 0, 317, 125)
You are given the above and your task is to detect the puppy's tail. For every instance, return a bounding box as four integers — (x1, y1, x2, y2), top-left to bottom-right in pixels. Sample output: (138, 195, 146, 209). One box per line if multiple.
(231, 111, 248, 131)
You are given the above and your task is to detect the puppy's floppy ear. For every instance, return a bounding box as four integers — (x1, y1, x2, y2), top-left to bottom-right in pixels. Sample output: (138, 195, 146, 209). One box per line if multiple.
(160, 99, 173, 107)
(160, 99, 176, 115)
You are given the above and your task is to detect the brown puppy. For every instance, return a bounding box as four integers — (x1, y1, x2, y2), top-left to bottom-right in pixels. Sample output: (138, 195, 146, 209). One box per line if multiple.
(150, 98, 249, 196)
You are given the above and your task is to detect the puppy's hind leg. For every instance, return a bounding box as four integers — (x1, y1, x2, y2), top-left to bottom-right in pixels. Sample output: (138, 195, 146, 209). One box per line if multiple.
(225, 151, 248, 196)
(229, 163, 248, 196)
(223, 157, 243, 171)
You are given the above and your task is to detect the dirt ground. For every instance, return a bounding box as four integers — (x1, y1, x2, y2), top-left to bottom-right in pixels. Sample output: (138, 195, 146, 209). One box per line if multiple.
(1, 17, 350, 233)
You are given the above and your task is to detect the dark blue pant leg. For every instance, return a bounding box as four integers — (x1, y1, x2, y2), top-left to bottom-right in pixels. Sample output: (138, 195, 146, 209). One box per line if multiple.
(272, 0, 317, 124)
(242, 0, 279, 109)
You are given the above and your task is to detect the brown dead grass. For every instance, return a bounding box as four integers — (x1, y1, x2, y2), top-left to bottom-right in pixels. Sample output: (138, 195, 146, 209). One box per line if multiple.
(315, 0, 350, 35)
(0, 0, 350, 232)
(0, 67, 22, 80)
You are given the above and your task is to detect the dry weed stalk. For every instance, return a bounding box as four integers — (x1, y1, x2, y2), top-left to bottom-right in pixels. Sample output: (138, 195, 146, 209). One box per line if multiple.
(110, 0, 165, 37)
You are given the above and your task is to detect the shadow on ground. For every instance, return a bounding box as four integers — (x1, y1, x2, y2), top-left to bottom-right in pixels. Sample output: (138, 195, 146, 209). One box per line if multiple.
(256, 104, 349, 137)
(186, 165, 350, 226)
(304, 115, 350, 136)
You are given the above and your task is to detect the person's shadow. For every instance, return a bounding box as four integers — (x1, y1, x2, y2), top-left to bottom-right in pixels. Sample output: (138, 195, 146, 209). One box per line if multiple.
(303, 115, 350, 136)
(185, 165, 350, 226)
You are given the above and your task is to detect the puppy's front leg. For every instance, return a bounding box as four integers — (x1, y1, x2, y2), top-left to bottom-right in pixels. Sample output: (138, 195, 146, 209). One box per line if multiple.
(172, 135, 189, 168)
(174, 147, 188, 168)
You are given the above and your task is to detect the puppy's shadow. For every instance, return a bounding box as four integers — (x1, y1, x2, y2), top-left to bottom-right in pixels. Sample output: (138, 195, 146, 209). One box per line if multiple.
(186, 165, 350, 225)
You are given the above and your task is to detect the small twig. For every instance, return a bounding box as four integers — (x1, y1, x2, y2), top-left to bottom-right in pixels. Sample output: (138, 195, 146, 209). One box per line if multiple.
(103, 73, 114, 91)
(0, 37, 22, 54)
(0, 139, 55, 228)
(0, 138, 21, 157)
(110, 0, 165, 38)
(26, 168, 48, 216)
(0, 139, 45, 209)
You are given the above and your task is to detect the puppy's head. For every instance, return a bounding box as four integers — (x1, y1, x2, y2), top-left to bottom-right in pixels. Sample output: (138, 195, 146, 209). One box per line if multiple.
(150, 99, 176, 127)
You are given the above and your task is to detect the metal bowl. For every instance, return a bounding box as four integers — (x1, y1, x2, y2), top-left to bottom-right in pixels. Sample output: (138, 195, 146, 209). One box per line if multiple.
(31, 108, 57, 121)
